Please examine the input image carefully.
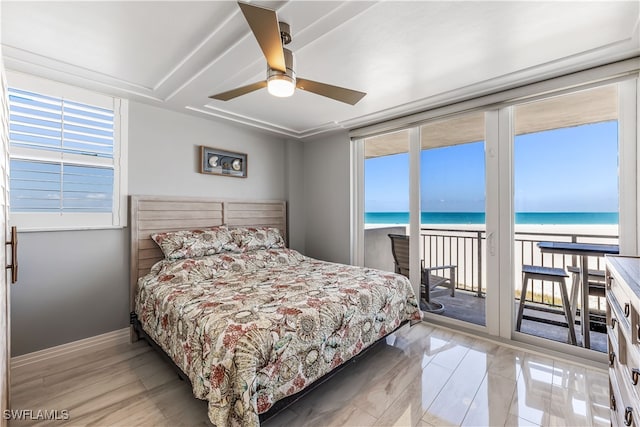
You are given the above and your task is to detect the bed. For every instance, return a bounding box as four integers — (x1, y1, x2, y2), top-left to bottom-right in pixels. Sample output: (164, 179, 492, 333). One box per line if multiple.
(129, 195, 422, 426)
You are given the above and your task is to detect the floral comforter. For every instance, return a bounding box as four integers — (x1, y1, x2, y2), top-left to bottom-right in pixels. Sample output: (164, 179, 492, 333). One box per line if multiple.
(135, 248, 421, 426)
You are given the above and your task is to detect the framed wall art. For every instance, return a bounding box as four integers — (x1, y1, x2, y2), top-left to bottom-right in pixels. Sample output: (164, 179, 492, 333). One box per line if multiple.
(199, 146, 247, 178)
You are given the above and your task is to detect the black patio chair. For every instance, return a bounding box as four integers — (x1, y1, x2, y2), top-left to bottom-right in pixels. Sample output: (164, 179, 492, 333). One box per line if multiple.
(388, 234, 456, 313)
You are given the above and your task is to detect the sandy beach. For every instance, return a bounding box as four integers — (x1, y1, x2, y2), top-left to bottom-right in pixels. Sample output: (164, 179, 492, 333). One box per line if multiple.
(365, 222, 618, 236)
(516, 223, 617, 237)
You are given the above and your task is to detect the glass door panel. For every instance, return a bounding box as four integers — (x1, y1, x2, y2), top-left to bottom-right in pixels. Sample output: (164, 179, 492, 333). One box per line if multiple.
(363, 130, 409, 274)
(512, 84, 619, 352)
(419, 112, 486, 325)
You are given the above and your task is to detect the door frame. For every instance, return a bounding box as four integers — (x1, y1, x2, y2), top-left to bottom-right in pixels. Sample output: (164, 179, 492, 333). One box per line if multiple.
(1, 55, 11, 427)
(485, 108, 514, 339)
(351, 64, 640, 357)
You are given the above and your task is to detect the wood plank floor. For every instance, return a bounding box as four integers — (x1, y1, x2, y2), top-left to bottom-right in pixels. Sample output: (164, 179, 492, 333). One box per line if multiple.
(8, 322, 609, 426)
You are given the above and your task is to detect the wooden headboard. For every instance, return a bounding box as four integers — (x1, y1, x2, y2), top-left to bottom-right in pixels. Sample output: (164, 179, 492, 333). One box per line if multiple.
(129, 195, 287, 313)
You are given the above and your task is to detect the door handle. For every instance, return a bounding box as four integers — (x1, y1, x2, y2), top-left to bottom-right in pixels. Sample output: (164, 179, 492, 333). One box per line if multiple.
(5, 226, 17, 283)
(487, 232, 496, 256)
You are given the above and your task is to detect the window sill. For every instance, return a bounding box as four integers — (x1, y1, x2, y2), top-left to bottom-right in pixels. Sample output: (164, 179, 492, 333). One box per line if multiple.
(9, 212, 127, 231)
(13, 225, 126, 233)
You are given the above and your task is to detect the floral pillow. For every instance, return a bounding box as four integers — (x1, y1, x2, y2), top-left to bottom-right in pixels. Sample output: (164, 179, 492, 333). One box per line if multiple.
(151, 226, 239, 260)
(231, 226, 286, 252)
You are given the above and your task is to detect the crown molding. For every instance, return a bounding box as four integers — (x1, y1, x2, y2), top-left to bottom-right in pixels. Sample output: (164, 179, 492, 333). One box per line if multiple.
(3, 46, 164, 102)
(187, 105, 340, 139)
(4, 4, 637, 143)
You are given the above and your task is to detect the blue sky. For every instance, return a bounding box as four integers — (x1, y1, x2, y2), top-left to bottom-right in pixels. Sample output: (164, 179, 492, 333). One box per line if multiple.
(365, 121, 618, 213)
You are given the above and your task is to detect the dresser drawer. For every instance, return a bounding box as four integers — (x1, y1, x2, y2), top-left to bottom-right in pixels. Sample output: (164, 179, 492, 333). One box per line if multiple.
(611, 367, 638, 427)
(610, 294, 625, 346)
(607, 256, 640, 427)
(611, 376, 623, 427)
(621, 333, 640, 402)
(609, 275, 636, 340)
(609, 376, 622, 427)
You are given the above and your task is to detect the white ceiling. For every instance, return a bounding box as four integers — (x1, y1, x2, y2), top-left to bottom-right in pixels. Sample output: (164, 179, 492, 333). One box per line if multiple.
(2, 1, 639, 140)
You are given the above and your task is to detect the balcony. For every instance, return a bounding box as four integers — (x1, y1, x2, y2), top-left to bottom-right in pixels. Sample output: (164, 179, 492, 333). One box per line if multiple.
(365, 226, 617, 352)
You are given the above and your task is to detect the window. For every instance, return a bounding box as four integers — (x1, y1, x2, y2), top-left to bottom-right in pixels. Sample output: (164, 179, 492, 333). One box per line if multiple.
(7, 73, 127, 230)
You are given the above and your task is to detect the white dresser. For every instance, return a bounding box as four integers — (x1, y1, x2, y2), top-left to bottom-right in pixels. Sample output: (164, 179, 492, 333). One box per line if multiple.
(606, 255, 640, 426)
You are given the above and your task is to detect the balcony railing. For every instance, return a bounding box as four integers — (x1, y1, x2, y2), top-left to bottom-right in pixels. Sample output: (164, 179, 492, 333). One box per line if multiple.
(421, 227, 618, 310)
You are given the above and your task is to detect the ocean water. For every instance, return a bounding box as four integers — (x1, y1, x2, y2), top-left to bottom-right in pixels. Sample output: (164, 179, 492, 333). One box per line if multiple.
(365, 212, 619, 225)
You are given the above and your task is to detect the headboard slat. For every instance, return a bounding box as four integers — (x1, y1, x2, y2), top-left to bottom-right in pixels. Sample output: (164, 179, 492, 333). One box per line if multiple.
(138, 218, 225, 231)
(138, 210, 223, 220)
(139, 258, 160, 270)
(139, 247, 163, 260)
(138, 200, 223, 211)
(139, 239, 160, 249)
(225, 210, 284, 219)
(224, 201, 287, 243)
(227, 219, 286, 227)
(225, 203, 284, 211)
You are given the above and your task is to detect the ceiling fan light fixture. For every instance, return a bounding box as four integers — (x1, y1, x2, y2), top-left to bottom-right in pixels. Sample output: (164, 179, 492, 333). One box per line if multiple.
(210, 3, 366, 104)
(267, 74, 295, 98)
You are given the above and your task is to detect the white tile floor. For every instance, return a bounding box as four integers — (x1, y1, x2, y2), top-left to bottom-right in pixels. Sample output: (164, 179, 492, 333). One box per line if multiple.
(10, 321, 610, 427)
(263, 322, 610, 427)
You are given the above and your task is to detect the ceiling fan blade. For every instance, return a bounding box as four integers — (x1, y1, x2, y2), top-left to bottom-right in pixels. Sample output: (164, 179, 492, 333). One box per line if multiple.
(296, 78, 366, 105)
(238, 2, 286, 73)
(209, 81, 267, 101)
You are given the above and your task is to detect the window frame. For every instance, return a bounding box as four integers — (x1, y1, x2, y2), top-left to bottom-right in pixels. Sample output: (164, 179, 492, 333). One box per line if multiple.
(6, 71, 128, 231)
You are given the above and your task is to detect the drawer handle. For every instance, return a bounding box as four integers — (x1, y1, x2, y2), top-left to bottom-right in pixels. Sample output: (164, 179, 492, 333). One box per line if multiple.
(633, 368, 640, 386)
(611, 393, 617, 411)
(625, 407, 633, 426)
(625, 303, 631, 318)
(612, 318, 617, 329)
(610, 351, 616, 366)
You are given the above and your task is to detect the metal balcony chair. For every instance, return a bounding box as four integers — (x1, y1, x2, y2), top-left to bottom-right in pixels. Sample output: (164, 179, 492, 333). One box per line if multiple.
(388, 233, 456, 314)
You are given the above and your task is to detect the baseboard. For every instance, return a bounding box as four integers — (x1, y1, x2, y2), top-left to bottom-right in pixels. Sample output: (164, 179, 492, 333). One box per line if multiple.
(11, 328, 130, 369)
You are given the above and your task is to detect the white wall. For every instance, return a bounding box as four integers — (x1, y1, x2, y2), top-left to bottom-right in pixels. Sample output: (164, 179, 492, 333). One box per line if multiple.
(11, 229, 129, 354)
(303, 131, 351, 264)
(128, 102, 287, 200)
(364, 226, 407, 272)
(11, 101, 294, 356)
(285, 140, 306, 253)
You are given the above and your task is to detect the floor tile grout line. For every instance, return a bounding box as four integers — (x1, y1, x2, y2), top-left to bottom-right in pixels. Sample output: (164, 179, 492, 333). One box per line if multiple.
(422, 337, 478, 425)
(458, 369, 489, 427)
(416, 335, 459, 424)
(509, 353, 556, 427)
(500, 373, 521, 427)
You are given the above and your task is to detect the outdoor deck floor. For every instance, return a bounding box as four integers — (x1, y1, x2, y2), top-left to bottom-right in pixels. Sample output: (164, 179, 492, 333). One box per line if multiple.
(431, 289, 607, 353)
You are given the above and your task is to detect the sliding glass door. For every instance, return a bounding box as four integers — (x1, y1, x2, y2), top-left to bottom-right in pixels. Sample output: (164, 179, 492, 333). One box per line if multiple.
(511, 84, 620, 353)
(360, 114, 489, 329)
(419, 113, 487, 326)
(354, 74, 638, 356)
(362, 131, 409, 274)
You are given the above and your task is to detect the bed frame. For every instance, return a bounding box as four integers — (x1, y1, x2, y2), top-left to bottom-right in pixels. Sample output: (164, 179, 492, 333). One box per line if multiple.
(128, 194, 409, 423)
(130, 314, 405, 423)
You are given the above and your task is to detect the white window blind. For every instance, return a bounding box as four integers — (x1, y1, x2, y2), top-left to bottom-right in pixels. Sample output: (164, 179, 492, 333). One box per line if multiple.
(7, 73, 127, 230)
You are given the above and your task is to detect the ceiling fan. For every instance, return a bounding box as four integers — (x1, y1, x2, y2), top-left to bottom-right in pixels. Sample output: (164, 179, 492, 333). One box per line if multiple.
(209, 2, 366, 105)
